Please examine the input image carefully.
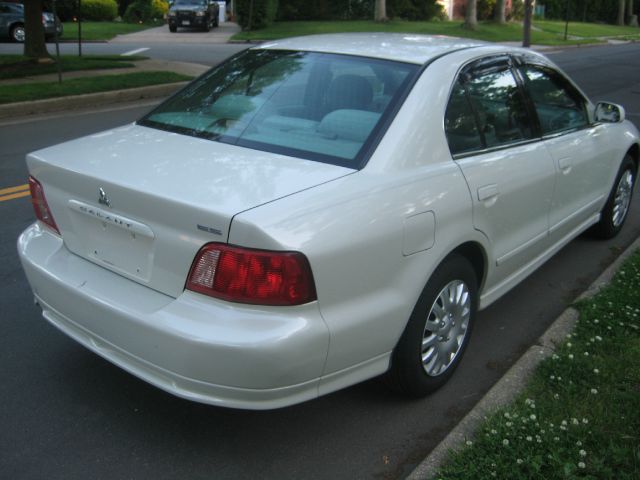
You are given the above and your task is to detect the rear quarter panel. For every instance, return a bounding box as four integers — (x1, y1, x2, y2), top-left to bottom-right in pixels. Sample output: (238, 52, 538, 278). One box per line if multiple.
(229, 61, 491, 376)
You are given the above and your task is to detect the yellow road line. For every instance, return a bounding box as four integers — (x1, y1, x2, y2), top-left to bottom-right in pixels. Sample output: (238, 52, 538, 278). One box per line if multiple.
(0, 183, 29, 196)
(0, 190, 31, 202)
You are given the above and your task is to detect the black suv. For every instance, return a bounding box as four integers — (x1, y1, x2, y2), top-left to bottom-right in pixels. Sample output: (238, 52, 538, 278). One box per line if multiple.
(168, 0, 219, 33)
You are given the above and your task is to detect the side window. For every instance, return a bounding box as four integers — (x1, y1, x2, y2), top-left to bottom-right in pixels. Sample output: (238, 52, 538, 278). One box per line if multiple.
(520, 65, 588, 135)
(465, 67, 535, 148)
(445, 80, 483, 155)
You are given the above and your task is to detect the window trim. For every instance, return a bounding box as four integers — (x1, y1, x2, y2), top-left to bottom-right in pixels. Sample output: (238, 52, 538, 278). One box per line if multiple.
(446, 54, 539, 159)
(514, 60, 591, 140)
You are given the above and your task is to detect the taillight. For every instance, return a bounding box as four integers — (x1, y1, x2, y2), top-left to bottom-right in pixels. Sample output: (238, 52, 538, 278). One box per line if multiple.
(29, 176, 60, 234)
(186, 243, 317, 306)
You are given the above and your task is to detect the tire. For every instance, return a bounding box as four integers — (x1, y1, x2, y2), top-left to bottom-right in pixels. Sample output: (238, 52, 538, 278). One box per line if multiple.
(591, 155, 636, 239)
(10, 24, 25, 43)
(385, 254, 478, 397)
(169, 25, 177, 33)
(213, 13, 219, 27)
(203, 18, 211, 32)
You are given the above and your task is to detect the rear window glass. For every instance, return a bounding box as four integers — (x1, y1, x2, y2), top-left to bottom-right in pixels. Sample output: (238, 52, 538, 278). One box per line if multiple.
(139, 50, 418, 168)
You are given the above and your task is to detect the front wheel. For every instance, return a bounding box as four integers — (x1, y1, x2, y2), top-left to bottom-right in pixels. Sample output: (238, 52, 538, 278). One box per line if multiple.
(385, 254, 478, 396)
(591, 155, 636, 239)
(169, 25, 177, 33)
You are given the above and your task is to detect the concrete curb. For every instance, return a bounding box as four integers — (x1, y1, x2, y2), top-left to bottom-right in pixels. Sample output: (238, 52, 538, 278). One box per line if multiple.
(0, 82, 188, 120)
(407, 235, 640, 480)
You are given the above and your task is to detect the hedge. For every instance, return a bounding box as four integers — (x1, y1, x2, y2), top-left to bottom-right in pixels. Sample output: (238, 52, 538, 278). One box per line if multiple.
(123, 0, 168, 23)
(81, 0, 118, 21)
(537, 0, 638, 23)
(236, 0, 279, 30)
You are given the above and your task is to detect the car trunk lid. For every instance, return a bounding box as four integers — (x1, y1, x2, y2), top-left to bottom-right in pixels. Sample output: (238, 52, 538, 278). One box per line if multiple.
(27, 123, 354, 298)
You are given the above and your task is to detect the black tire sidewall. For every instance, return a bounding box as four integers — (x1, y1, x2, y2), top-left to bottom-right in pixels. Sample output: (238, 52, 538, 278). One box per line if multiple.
(391, 254, 478, 396)
(595, 155, 636, 239)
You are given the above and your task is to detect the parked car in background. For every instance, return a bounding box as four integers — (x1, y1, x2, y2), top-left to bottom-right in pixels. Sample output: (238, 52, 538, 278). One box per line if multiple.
(18, 34, 639, 410)
(168, 0, 219, 32)
(0, 2, 62, 43)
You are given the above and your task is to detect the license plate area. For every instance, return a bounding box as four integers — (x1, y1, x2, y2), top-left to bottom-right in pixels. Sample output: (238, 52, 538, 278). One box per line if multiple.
(67, 200, 154, 281)
(181, 20, 190, 25)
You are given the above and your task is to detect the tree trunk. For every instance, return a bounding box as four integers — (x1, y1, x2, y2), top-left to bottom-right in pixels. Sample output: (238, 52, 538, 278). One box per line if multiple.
(24, 0, 49, 60)
(374, 0, 387, 22)
(627, 0, 634, 17)
(617, 0, 626, 25)
(464, 0, 477, 30)
(494, 0, 506, 23)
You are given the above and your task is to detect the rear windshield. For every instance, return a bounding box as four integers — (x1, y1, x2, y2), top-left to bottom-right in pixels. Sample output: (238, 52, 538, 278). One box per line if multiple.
(139, 49, 418, 168)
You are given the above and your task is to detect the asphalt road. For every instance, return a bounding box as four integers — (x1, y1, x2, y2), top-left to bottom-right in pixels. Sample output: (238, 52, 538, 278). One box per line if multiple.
(0, 38, 248, 66)
(1, 43, 639, 480)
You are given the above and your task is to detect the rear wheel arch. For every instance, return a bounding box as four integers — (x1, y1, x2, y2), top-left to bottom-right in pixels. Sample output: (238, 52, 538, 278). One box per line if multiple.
(448, 241, 487, 293)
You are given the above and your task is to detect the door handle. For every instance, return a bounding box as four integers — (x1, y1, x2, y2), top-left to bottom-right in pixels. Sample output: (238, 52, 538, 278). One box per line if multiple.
(558, 156, 572, 173)
(477, 184, 499, 202)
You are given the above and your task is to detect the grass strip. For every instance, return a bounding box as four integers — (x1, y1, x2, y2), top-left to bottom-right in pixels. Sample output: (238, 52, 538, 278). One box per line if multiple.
(230, 20, 608, 45)
(61, 21, 162, 41)
(534, 20, 640, 39)
(0, 71, 192, 104)
(433, 250, 640, 479)
(0, 55, 148, 80)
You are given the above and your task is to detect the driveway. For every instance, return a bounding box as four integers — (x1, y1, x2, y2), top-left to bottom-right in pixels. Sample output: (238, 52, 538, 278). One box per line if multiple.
(109, 21, 241, 44)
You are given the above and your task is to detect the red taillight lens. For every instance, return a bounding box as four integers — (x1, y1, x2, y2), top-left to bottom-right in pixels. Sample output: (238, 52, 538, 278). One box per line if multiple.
(186, 243, 317, 306)
(29, 175, 60, 234)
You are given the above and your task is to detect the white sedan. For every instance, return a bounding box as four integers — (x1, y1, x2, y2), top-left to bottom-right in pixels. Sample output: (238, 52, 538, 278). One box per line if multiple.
(18, 34, 639, 409)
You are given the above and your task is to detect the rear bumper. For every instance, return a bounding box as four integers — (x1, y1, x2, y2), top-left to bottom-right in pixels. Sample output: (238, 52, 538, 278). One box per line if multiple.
(18, 223, 330, 410)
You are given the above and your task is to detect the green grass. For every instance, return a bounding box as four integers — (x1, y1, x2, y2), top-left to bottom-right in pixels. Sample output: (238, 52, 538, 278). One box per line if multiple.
(0, 71, 192, 104)
(535, 20, 640, 39)
(434, 250, 640, 479)
(230, 19, 633, 45)
(0, 55, 148, 80)
(61, 21, 161, 41)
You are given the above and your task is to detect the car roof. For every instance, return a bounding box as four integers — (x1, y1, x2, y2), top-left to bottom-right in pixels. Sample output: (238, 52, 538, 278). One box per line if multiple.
(256, 33, 489, 65)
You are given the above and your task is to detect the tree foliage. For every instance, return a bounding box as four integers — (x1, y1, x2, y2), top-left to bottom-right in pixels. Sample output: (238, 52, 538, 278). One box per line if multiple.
(537, 0, 638, 24)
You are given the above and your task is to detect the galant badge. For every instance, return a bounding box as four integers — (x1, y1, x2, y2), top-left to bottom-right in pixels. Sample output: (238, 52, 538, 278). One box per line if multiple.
(98, 187, 111, 207)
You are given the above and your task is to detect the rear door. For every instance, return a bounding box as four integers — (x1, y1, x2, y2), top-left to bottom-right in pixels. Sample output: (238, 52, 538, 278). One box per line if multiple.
(445, 56, 557, 275)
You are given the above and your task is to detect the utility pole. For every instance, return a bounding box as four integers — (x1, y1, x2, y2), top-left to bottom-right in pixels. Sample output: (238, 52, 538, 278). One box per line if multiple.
(523, 0, 533, 47)
(51, 0, 62, 83)
(564, 0, 570, 40)
(78, 0, 82, 56)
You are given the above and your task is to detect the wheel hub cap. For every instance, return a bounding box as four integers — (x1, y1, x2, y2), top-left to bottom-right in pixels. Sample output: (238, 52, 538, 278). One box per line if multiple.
(421, 280, 471, 377)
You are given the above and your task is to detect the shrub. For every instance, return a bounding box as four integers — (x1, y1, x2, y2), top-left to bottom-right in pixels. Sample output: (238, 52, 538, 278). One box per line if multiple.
(536, 0, 638, 23)
(43, 0, 76, 22)
(81, 0, 118, 21)
(236, 0, 279, 30)
(507, 0, 524, 21)
(476, 0, 496, 21)
(124, 0, 168, 23)
(385, 0, 445, 21)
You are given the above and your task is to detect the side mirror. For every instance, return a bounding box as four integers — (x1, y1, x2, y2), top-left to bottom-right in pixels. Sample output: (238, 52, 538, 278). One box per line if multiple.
(594, 102, 625, 123)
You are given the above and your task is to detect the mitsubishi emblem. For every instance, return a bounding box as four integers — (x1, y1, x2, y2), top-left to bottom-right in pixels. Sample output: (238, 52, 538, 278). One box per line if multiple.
(98, 187, 111, 207)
